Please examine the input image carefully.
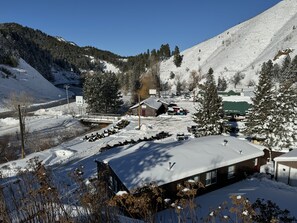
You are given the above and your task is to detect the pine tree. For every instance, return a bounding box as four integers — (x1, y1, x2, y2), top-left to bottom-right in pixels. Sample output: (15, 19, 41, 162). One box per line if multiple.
(159, 44, 171, 60)
(272, 63, 281, 82)
(245, 60, 275, 141)
(266, 82, 297, 150)
(286, 55, 297, 83)
(83, 72, 123, 114)
(280, 55, 291, 82)
(173, 46, 183, 67)
(193, 69, 223, 137)
(217, 76, 228, 91)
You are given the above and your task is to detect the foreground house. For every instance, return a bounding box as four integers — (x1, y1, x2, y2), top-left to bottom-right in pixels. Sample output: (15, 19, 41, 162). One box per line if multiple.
(129, 96, 168, 117)
(96, 136, 265, 197)
(274, 149, 297, 187)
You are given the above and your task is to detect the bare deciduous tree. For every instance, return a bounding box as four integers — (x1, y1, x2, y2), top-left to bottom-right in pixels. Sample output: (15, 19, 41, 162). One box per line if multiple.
(231, 72, 245, 88)
(189, 70, 203, 91)
(4, 91, 33, 116)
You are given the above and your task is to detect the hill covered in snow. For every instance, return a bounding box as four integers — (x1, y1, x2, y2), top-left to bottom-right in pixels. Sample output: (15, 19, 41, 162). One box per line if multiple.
(0, 23, 122, 83)
(160, 0, 297, 91)
(0, 23, 122, 111)
(0, 59, 68, 111)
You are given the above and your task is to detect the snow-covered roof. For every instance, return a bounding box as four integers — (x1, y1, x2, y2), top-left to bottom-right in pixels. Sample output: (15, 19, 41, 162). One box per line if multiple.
(100, 136, 264, 191)
(157, 97, 170, 105)
(274, 149, 297, 162)
(130, 96, 163, 110)
(222, 96, 252, 104)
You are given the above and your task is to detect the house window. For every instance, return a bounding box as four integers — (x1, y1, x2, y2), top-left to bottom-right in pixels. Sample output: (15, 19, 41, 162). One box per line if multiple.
(109, 176, 118, 192)
(109, 176, 114, 189)
(254, 158, 258, 166)
(205, 170, 217, 186)
(228, 165, 235, 179)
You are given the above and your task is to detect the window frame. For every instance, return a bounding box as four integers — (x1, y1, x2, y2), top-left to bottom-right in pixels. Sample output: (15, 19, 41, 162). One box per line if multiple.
(228, 165, 235, 179)
(205, 170, 217, 186)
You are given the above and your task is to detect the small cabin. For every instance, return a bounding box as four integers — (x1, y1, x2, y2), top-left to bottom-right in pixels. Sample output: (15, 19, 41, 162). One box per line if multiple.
(129, 96, 168, 117)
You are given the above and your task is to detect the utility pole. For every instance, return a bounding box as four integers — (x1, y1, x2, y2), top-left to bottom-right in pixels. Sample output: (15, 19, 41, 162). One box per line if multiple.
(64, 84, 70, 112)
(18, 105, 25, 159)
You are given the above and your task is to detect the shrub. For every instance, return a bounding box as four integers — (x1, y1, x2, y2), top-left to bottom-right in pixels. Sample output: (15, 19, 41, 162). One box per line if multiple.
(170, 71, 175, 79)
(0, 67, 14, 78)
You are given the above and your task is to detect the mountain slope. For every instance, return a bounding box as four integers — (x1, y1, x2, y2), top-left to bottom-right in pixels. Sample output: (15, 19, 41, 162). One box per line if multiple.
(0, 59, 67, 111)
(160, 0, 297, 91)
(0, 23, 122, 83)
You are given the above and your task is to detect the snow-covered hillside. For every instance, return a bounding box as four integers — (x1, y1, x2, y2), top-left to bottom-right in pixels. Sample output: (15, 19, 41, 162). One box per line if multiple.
(0, 55, 120, 113)
(83, 54, 120, 74)
(160, 0, 297, 91)
(0, 59, 67, 112)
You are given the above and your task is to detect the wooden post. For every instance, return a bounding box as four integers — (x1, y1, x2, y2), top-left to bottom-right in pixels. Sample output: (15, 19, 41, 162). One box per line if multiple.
(18, 105, 25, 159)
(138, 94, 141, 130)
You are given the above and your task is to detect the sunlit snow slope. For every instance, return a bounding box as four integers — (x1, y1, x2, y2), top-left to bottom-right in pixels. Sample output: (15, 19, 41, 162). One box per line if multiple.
(160, 0, 297, 90)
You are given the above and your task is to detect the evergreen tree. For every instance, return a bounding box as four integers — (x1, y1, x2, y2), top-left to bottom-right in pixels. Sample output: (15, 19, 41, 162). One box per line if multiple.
(266, 82, 297, 150)
(208, 67, 214, 75)
(280, 55, 291, 82)
(173, 46, 183, 67)
(83, 72, 123, 114)
(286, 55, 297, 83)
(159, 44, 171, 60)
(245, 60, 275, 141)
(193, 70, 223, 137)
(272, 63, 281, 82)
(217, 76, 228, 91)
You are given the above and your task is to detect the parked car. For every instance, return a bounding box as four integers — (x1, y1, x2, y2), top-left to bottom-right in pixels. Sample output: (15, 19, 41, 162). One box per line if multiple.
(176, 133, 189, 141)
(187, 125, 198, 133)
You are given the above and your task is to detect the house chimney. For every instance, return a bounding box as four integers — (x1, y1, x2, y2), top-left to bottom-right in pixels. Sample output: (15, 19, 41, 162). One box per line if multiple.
(223, 139, 228, 146)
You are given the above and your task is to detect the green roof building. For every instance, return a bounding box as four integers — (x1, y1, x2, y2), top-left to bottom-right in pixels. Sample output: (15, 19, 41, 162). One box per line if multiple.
(223, 101, 252, 116)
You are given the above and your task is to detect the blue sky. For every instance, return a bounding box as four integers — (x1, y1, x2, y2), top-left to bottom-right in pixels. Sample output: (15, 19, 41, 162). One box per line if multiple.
(1, 0, 281, 56)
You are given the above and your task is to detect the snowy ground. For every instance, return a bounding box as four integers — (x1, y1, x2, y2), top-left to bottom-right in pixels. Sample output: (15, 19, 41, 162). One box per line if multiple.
(1, 99, 297, 221)
(156, 174, 297, 221)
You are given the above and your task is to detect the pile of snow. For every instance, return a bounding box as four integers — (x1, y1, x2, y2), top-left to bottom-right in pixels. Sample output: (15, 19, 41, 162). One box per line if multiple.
(34, 108, 64, 116)
(0, 117, 19, 127)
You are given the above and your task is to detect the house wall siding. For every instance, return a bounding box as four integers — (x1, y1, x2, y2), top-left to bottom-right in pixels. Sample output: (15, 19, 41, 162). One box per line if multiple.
(130, 106, 157, 117)
(161, 157, 261, 198)
(275, 161, 297, 187)
(96, 161, 128, 195)
(277, 161, 297, 169)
